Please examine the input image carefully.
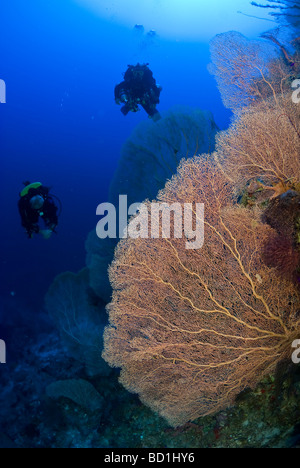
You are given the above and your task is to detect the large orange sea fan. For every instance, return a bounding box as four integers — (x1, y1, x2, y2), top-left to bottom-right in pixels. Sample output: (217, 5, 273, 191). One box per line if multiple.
(102, 157, 300, 427)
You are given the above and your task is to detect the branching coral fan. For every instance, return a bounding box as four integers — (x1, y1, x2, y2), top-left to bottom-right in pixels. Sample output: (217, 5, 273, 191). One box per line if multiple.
(102, 158, 300, 427)
(45, 269, 110, 378)
(101, 21, 300, 428)
(215, 96, 300, 195)
(209, 31, 293, 113)
(209, 22, 300, 118)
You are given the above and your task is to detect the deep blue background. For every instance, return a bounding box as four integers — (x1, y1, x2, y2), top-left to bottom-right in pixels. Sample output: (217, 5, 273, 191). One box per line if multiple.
(0, 0, 231, 312)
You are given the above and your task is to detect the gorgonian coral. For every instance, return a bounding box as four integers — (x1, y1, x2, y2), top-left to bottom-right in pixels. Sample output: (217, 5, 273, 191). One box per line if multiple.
(209, 31, 293, 113)
(102, 158, 300, 427)
(215, 96, 300, 196)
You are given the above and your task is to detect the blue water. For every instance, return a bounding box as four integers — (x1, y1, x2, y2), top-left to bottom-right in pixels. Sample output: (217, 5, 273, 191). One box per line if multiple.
(0, 0, 232, 310)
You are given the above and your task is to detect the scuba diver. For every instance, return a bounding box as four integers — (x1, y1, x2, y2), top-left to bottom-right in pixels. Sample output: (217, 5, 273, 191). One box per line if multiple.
(18, 182, 60, 239)
(114, 63, 162, 121)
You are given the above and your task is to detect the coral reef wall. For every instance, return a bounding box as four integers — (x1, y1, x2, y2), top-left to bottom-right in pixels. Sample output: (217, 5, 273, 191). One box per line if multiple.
(86, 107, 219, 303)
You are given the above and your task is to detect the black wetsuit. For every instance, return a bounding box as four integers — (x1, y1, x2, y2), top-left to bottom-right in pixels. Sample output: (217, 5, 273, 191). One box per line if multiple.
(114, 64, 161, 119)
(18, 186, 58, 238)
